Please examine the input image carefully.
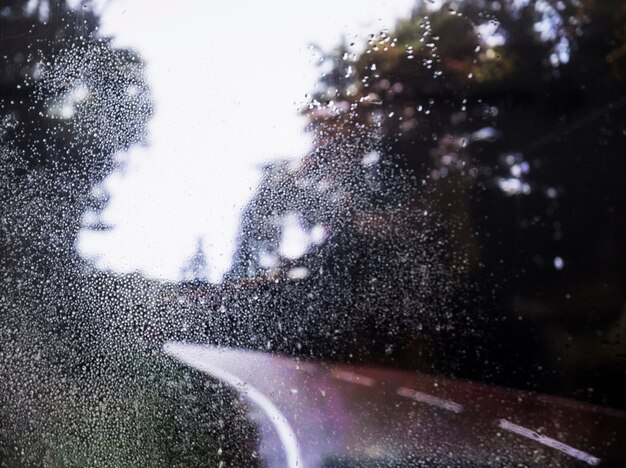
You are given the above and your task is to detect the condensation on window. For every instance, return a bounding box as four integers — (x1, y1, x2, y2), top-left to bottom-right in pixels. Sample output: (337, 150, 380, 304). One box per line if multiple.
(1, 1, 624, 466)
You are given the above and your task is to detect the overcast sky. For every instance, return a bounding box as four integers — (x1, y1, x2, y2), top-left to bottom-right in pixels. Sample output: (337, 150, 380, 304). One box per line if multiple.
(77, 0, 415, 282)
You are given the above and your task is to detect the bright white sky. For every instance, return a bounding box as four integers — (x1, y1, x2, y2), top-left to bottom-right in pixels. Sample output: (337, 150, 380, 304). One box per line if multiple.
(77, 0, 415, 282)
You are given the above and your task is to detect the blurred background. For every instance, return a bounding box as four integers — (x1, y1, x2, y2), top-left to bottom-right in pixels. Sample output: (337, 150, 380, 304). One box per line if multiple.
(1, 0, 625, 465)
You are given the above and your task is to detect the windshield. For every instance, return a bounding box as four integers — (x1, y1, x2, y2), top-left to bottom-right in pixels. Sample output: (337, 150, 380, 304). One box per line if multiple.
(1, 0, 624, 466)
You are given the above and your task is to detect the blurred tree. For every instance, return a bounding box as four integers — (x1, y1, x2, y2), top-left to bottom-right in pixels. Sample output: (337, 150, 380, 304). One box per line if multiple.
(180, 238, 211, 282)
(226, 0, 626, 403)
(0, 2, 259, 465)
(0, 0, 152, 276)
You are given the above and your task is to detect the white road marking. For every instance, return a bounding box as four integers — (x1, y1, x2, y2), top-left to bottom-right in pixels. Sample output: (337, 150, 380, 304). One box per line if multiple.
(331, 369, 376, 387)
(397, 386, 463, 414)
(498, 419, 601, 466)
(164, 342, 303, 468)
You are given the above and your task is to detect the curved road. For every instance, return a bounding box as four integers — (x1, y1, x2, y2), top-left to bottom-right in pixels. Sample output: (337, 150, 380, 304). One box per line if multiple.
(164, 342, 626, 467)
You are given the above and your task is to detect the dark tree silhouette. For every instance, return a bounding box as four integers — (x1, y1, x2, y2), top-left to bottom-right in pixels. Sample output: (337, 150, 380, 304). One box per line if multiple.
(226, 0, 626, 407)
(181, 238, 211, 282)
(0, 0, 152, 277)
(0, 1, 258, 465)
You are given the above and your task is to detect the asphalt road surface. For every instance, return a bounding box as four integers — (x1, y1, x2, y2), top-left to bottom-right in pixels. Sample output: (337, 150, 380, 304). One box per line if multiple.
(164, 342, 626, 467)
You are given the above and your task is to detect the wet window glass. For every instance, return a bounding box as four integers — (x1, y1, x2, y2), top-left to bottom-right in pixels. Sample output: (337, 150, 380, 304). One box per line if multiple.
(1, 0, 624, 466)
